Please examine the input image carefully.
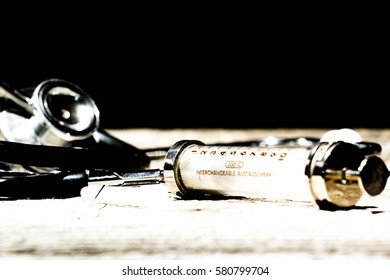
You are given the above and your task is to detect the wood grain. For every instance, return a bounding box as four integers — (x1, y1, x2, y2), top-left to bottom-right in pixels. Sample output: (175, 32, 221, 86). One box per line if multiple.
(1, 128, 390, 260)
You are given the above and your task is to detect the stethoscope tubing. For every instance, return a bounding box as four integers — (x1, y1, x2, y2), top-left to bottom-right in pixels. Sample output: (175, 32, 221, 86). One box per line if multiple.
(0, 130, 150, 171)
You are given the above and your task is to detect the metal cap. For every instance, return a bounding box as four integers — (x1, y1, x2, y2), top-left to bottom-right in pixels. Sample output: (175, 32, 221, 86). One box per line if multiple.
(306, 141, 389, 209)
(359, 155, 389, 196)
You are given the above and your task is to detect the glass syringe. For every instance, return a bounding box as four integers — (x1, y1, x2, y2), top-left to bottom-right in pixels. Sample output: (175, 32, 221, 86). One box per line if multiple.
(87, 139, 389, 210)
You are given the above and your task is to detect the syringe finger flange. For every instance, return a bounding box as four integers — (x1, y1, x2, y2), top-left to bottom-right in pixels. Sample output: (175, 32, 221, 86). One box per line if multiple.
(163, 139, 205, 198)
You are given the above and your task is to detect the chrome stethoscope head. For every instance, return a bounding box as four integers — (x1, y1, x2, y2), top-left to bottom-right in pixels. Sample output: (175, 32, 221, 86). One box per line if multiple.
(0, 79, 151, 172)
(0, 79, 100, 146)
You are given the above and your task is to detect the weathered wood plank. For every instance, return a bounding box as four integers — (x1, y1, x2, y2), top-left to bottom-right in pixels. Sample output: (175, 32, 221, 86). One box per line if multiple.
(1, 128, 390, 260)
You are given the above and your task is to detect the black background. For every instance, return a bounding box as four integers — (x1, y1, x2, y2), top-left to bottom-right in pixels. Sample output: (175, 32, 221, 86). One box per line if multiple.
(1, 18, 387, 130)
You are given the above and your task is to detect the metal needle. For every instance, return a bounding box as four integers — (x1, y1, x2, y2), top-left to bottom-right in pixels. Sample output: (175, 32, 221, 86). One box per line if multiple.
(87, 169, 165, 187)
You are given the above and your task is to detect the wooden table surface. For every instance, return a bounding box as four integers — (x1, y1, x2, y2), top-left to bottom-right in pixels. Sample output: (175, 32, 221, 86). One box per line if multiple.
(2, 128, 390, 260)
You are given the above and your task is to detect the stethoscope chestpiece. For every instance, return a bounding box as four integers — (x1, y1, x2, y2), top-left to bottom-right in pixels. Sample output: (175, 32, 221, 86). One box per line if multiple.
(31, 79, 100, 145)
(0, 79, 151, 172)
(0, 79, 100, 146)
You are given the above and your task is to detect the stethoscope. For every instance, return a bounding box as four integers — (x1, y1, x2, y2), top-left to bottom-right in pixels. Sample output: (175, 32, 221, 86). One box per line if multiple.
(0, 79, 151, 172)
(0, 79, 388, 207)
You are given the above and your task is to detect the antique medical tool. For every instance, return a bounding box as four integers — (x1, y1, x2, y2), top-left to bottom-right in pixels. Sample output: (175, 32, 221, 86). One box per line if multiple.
(2, 137, 387, 209)
(1, 137, 388, 209)
(0, 80, 388, 209)
(162, 140, 388, 208)
(85, 139, 389, 210)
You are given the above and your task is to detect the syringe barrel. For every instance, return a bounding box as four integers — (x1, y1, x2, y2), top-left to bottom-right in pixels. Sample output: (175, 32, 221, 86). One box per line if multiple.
(163, 140, 388, 209)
